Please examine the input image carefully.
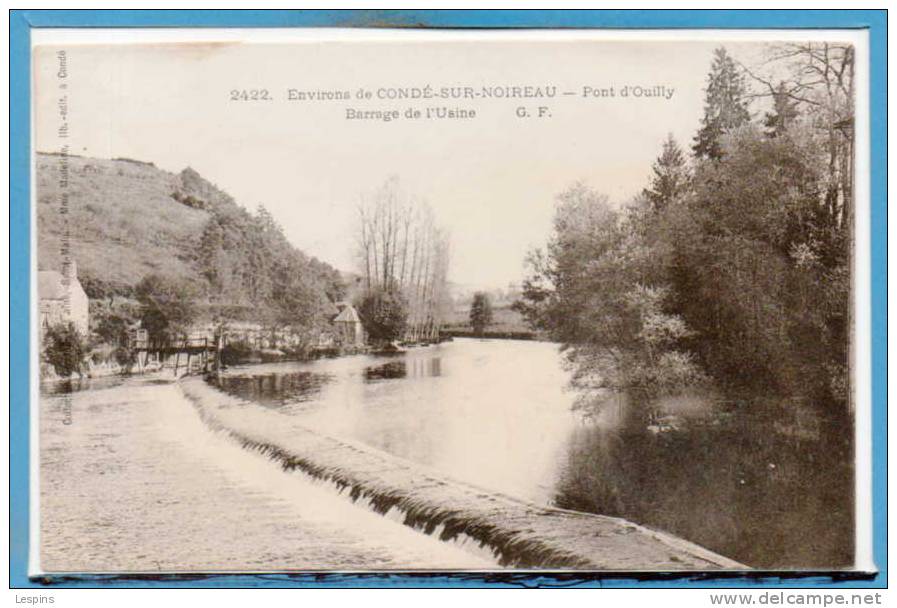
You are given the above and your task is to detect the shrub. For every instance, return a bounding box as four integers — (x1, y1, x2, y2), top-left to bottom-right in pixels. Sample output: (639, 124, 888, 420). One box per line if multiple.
(357, 288, 408, 344)
(43, 322, 89, 378)
(220, 339, 255, 366)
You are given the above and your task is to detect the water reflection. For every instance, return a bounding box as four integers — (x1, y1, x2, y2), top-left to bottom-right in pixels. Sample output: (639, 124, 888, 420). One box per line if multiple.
(216, 371, 333, 409)
(209, 339, 853, 569)
(554, 394, 853, 569)
(364, 357, 442, 382)
(365, 360, 407, 381)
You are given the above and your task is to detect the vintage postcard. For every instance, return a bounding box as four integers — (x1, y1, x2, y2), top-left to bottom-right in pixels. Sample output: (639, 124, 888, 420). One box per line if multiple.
(28, 26, 872, 577)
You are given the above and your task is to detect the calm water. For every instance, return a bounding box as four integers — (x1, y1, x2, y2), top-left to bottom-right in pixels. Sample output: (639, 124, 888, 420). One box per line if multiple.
(215, 338, 854, 569)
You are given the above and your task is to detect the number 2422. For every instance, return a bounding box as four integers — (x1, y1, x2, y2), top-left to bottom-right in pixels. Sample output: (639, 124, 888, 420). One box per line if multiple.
(230, 89, 271, 101)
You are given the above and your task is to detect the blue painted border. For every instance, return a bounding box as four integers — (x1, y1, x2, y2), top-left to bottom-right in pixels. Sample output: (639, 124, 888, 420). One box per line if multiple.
(9, 9, 887, 589)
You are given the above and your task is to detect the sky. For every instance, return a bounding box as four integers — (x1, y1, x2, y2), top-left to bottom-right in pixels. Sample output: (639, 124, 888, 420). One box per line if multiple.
(33, 31, 790, 290)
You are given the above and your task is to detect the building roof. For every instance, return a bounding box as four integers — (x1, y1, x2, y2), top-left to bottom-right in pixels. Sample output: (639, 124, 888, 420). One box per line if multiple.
(38, 270, 76, 300)
(333, 304, 361, 324)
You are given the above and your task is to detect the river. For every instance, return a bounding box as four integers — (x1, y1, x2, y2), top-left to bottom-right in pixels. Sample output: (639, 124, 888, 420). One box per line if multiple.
(213, 337, 854, 570)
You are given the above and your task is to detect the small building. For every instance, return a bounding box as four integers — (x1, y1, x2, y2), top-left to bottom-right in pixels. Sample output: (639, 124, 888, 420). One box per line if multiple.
(128, 328, 149, 349)
(38, 261, 89, 335)
(333, 302, 365, 347)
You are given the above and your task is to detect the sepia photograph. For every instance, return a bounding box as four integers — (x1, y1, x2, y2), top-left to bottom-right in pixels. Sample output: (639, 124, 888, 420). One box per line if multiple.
(24, 23, 874, 582)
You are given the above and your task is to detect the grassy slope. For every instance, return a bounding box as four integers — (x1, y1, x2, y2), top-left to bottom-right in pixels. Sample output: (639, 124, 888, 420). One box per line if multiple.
(37, 153, 212, 291)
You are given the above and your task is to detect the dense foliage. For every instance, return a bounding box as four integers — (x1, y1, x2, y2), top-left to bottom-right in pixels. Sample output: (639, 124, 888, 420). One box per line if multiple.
(357, 288, 408, 344)
(42, 322, 89, 378)
(134, 274, 199, 346)
(517, 44, 853, 418)
(220, 339, 257, 366)
(91, 303, 138, 368)
(197, 202, 344, 329)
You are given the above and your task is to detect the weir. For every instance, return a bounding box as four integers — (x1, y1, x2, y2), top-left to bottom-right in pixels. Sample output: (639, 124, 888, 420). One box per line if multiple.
(180, 377, 747, 571)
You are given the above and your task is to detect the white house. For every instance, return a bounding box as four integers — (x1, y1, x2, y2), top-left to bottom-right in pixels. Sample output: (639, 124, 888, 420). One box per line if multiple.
(38, 261, 89, 335)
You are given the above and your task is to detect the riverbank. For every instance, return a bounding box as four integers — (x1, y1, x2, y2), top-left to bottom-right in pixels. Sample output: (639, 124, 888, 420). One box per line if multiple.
(181, 375, 745, 570)
(38, 376, 494, 573)
(39, 339, 443, 387)
(440, 329, 537, 340)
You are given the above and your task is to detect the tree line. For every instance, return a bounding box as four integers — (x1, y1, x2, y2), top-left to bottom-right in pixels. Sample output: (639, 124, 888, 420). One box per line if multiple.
(198, 202, 344, 328)
(515, 44, 854, 419)
(43, 183, 348, 377)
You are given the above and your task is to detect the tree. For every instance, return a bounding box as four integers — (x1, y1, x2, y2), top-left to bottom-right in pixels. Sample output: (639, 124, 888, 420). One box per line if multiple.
(643, 133, 689, 211)
(255, 204, 283, 237)
(134, 274, 197, 346)
(94, 308, 133, 347)
(308, 257, 347, 303)
(356, 177, 450, 342)
(93, 307, 137, 369)
(43, 322, 89, 378)
(516, 183, 704, 415)
(198, 218, 226, 292)
(357, 288, 408, 344)
(669, 126, 847, 405)
(516, 45, 851, 420)
(747, 42, 854, 252)
(692, 47, 751, 160)
(469, 292, 494, 335)
(751, 42, 855, 412)
(763, 81, 800, 137)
